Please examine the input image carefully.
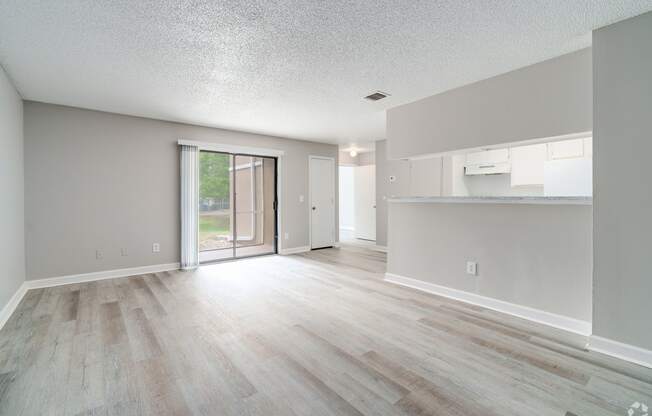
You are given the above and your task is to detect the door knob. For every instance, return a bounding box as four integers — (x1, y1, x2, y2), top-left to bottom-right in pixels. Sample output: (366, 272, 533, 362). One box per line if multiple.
(312, 206, 316, 210)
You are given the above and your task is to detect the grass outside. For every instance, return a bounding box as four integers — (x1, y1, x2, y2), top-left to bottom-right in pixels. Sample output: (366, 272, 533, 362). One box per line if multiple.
(199, 215, 230, 245)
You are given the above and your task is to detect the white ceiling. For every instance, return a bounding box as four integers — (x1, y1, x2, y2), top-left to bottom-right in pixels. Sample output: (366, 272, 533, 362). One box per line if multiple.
(1, 1, 650, 145)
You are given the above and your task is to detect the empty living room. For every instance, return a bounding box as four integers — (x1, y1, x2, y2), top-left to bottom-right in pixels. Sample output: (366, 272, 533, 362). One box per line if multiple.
(2, 2, 652, 415)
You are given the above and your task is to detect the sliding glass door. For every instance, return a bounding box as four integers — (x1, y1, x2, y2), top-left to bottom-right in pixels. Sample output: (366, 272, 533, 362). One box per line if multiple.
(198, 151, 277, 263)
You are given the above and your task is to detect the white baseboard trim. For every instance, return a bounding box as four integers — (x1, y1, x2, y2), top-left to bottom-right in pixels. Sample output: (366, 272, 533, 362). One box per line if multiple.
(25, 263, 181, 290)
(384, 272, 592, 336)
(339, 226, 355, 232)
(589, 336, 652, 369)
(1, 262, 180, 331)
(374, 245, 388, 253)
(279, 246, 311, 255)
(0, 282, 29, 330)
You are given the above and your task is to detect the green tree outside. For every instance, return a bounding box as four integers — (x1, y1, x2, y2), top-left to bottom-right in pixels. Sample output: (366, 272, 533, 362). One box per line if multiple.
(199, 152, 230, 200)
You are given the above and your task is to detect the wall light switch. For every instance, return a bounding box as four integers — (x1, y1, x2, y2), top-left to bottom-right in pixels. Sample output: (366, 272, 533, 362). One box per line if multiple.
(121, 248, 128, 257)
(299, 195, 304, 203)
(466, 261, 477, 276)
(152, 243, 160, 253)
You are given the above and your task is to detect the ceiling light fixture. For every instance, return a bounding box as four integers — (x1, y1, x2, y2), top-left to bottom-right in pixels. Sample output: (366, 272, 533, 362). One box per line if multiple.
(350, 150, 358, 157)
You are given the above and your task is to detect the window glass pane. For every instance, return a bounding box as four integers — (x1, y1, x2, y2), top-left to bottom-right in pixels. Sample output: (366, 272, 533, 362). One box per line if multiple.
(234, 156, 276, 257)
(199, 152, 233, 255)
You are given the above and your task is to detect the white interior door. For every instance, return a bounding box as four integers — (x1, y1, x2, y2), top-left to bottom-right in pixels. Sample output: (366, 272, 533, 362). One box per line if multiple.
(354, 165, 376, 241)
(310, 157, 335, 249)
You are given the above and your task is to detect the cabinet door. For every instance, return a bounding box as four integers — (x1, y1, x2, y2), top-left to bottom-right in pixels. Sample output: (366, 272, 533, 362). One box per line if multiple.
(409, 157, 442, 197)
(465, 148, 510, 165)
(510, 143, 547, 186)
(549, 139, 584, 160)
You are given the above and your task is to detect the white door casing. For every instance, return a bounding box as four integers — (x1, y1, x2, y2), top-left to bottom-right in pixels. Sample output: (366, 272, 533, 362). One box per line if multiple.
(354, 165, 376, 241)
(309, 156, 335, 249)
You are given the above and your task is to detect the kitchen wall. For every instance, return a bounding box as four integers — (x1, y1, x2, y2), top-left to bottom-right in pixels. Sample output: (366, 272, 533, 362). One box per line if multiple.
(445, 138, 592, 197)
(464, 175, 540, 196)
(388, 202, 593, 324)
(453, 172, 542, 197)
(445, 150, 542, 196)
(0, 65, 25, 313)
(375, 140, 410, 247)
(387, 48, 592, 159)
(24, 102, 338, 280)
(593, 11, 652, 351)
(378, 135, 594, 250)
(381, 49, 596, 336)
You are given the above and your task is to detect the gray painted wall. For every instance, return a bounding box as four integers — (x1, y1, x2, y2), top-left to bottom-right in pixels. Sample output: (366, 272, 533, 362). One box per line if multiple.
(375, 140, 410, 247)
(387, 48, 592, 159)
(593, 12, 652, 350)
(24, 102, 338, 280)
(0, 66, 25, 309)
(388, 203, 593, 322)
(358, 151, 375, 167)
(375, 142, 388, 246)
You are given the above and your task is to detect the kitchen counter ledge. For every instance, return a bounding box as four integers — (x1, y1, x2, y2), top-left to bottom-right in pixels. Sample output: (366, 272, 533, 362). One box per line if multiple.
(387, 196, 592, 205)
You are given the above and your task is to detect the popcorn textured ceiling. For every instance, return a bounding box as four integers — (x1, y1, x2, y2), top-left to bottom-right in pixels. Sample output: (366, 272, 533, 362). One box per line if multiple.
(1, 1, 650, 144)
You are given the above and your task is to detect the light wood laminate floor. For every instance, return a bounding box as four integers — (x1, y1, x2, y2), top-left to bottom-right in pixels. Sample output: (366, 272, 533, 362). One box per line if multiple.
(1, 244, 651, 415)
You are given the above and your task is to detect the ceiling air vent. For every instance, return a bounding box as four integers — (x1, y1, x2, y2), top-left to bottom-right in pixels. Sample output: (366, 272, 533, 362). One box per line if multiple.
(364, 91, 389, 101)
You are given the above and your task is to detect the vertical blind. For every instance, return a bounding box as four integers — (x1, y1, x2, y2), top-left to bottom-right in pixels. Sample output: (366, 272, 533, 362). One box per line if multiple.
(180, 144, 199, 269)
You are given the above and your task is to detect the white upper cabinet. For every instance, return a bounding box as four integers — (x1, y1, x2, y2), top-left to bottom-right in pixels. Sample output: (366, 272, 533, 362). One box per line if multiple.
(465, 148, 510, 166)
(548, 138, 584, 160)
(510, 143, 547, 186)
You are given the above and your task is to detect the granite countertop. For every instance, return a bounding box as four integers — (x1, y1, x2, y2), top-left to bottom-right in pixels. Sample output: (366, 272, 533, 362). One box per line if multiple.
(387, 196, 592, 205)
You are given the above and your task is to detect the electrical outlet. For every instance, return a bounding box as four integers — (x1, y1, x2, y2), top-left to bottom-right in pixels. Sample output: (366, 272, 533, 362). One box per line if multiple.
(121, 248, 128, 257)
(284, 232, 289, 240)
(152, 243, 160, 253)
(466, 261, 477, 276)
(96, 249, 103, 260)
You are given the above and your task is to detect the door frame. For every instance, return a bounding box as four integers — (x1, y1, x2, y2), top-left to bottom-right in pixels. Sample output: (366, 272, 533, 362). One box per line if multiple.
(232, 153, 279, 259)
(308, 155, 336, 250)
(197, 151, 279, 263)
(182, 139, 284, 261)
